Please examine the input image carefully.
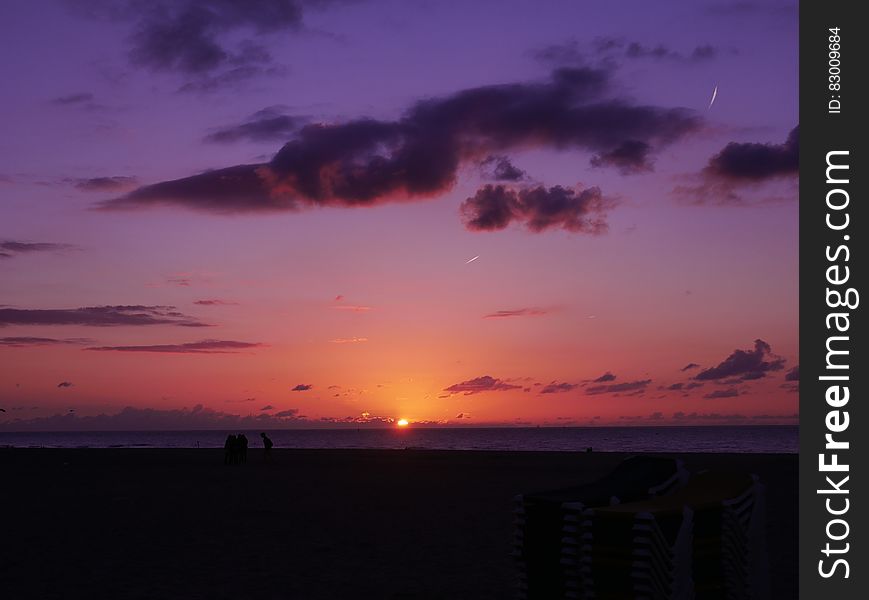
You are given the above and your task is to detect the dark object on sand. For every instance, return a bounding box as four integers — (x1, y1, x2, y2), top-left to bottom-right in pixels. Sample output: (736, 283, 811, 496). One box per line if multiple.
(224, 434, 236, 465)
(237, 433, 248, 464)
(516, 460, 770, 600)
(261, 433, 273, 462)
(514, 456, 688, 599)
(564, 470, 769, 599)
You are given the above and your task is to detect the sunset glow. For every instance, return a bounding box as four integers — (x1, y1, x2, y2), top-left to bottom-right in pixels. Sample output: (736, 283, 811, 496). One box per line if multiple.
(0, 1, 798, 431)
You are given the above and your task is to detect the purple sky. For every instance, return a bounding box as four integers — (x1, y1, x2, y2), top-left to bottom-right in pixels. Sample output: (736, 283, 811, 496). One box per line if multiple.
(0, 0, 798, 430)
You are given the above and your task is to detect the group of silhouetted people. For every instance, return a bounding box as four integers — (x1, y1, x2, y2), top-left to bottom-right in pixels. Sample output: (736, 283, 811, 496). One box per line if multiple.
(224, 432, 273, 464)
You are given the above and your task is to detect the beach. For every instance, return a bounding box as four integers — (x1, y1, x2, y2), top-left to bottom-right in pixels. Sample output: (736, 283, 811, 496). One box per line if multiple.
(0, 449, 796, 599)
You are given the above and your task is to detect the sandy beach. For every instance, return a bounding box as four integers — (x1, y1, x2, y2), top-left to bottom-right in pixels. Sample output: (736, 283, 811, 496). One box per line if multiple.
(0, 449, 796, 599)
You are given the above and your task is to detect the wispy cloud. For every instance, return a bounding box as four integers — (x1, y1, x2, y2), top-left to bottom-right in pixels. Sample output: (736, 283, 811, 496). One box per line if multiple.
(0, 305, 209, 328)
(444, 376, 521, 395)
(483, 307, 550, 319)
(86, 340, 263, 354)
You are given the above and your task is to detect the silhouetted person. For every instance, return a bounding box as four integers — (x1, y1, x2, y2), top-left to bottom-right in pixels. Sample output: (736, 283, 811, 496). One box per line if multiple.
(238, 433, 249, 464)
(224, 434, 236, 465)
(261, 432, 273, 462)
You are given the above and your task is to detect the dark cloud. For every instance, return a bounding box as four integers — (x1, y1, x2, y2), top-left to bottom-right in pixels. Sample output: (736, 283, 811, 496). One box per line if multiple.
(586, 379, 651, 395)
(74, 176, 139, 192)
(57, 381, 74, 388)
(483, 308, 549, 319)
(704, 387, 740, 399)
(205, 106, 305, 143)
(461, 184, 610, 233)
(0, 404, 303, 431)
(666, 383, 684, 390)
(694, 339, 786, 381)
(706, 126, 798, 181)
(291, 384, 312, 391)
(71, 1, 310, 90)
(535, 37, 722, 66)
(590, 141, 653, 174)
(540, 382, 578, 394)
(260, 405, 274, 411)
(0, 305, 209, 328)
(193, 299, 238, 306)
(444, 376, 521, 395)
(785, 365, 799, 381)
(593, 372, 616, 382)
(99, 68, 700, 221)
(0, 337, 92, 347)
(51, 93, 94, 105)
(0, 241, 77, 259)
(481, 155, 526, 181)
(86, 340, 262, 354)
(680, 363, 700, 371)
(677, 127, 798, 205)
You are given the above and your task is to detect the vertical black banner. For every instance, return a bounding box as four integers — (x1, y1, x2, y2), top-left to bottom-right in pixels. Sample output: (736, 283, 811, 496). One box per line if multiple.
(800, 1, 867, 597)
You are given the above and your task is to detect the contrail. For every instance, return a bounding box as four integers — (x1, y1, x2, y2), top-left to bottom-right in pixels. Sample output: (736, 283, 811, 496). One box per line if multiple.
(708, 85, 718, 110)
(465, 255, 479, 264)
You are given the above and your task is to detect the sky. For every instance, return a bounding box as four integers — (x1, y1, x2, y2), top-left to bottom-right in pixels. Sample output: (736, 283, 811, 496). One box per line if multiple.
(0, 0, 799, 430)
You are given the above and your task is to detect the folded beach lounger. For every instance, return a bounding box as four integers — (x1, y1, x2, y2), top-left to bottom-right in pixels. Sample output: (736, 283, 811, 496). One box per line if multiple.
(515, 456, 688, 600)
(568, 470, 768, 600)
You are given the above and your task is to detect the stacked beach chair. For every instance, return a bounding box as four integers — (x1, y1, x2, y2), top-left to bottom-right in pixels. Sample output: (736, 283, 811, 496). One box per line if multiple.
(514, 457, 688, 599)
(514, 460, 769, 600)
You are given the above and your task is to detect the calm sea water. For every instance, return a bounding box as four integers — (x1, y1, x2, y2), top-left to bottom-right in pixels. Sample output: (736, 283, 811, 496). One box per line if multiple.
(0, 425, 796, 453)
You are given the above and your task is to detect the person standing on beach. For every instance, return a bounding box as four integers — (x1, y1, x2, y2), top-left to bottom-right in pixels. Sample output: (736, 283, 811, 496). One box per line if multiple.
(261, 432, 273, 462)
(238, 433, 248, 464)
(224, 434, 236, 465)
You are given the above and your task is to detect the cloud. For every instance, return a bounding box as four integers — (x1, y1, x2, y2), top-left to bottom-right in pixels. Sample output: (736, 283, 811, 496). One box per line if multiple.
(0, 337, 92, 347)
(57, 381, 74, 388)
(595, 38, 722, 63)
(704, 387, 740, 399)
(51, 92, 95, 105)
(291, 384, 312, 391)
(480, 156, 526, 181)
(590, 141, 653, 174)
(331, 305, 372, 313)
(85, 340, 263, 354)
(461, 184, 611, 233)
(98, 68, 700, 220)
(694, 339, 786, 381)
(586, 379, 651, 395)
(260, 405, 274, 411)
(705, 126, 798, 181)
(0, 305, 208, 328)
(0, 404, 303, 431)
(205, 106, 304, 143)
(540, 381, 578, 394)
(680, 363, 700, 371)
(74, 177, 139, 192)
(676, 126, 798, 204)
(534, 37, 723, 66)
(193, 299, 238, 306)
(0, 241, 77, 259)
(483, 307, 549, 319)
(330, 337, 368, 344)
(785, 365, 799, 381)
(666, 382, 684, 390)
(73, 1, 312, 90)
(443, 375, 521, 395)
(592, 372, 616, 383)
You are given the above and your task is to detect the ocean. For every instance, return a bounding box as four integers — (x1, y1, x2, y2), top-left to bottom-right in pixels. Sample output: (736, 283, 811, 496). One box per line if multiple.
(0, 425, 797, 453)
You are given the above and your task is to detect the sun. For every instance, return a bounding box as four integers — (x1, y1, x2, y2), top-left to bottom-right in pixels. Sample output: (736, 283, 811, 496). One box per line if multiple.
(396, 419, 409, 427)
